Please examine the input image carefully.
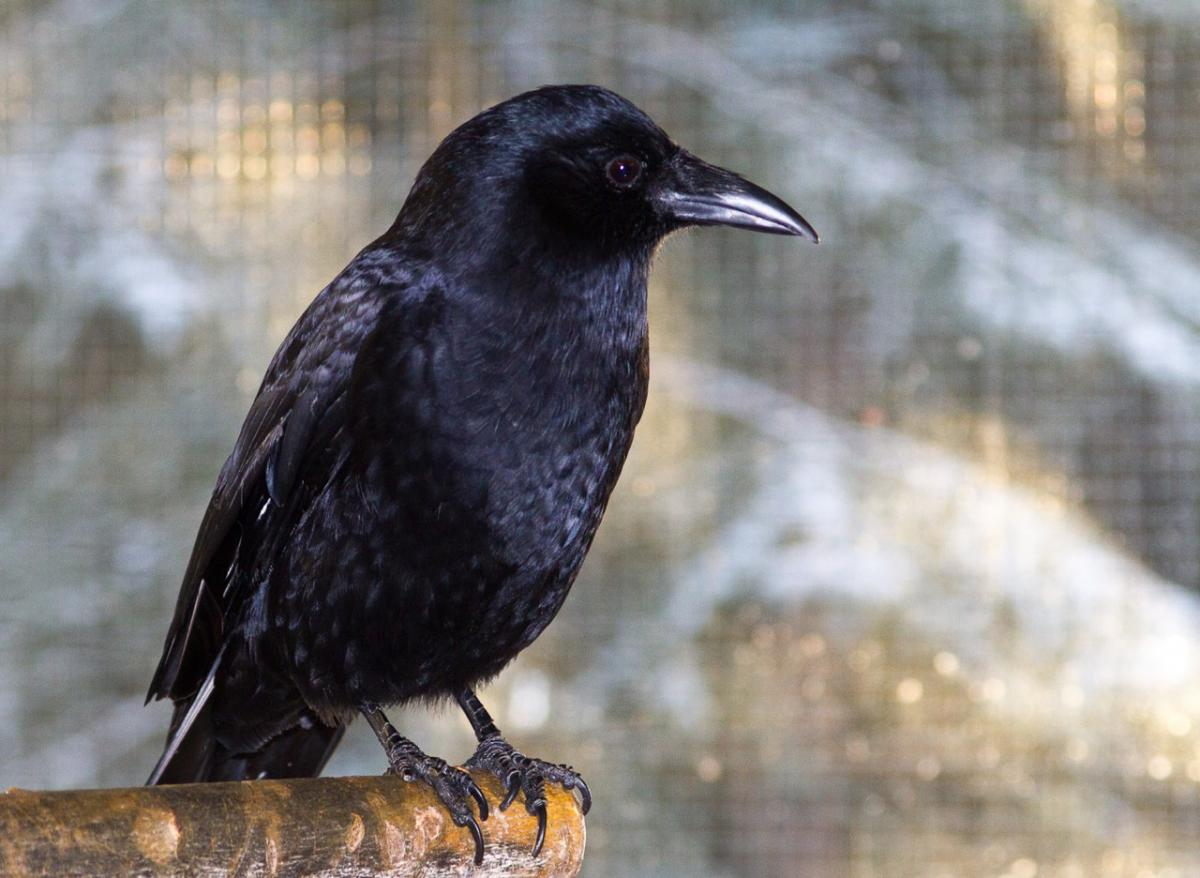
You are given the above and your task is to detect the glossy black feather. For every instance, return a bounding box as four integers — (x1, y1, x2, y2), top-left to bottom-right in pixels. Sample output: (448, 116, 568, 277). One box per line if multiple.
(146, 84, 813, 785)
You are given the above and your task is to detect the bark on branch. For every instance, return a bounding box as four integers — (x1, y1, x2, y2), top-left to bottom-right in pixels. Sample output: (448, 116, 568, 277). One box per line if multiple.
(1, 771, 585, 877)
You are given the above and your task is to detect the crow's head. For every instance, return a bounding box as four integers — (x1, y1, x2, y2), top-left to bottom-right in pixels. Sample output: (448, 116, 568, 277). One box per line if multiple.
(395, 85, 816, 261)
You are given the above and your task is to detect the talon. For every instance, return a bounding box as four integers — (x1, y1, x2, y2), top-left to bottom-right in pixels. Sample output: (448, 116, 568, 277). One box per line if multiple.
(468, 778, 490, 821)
(462, 729, 593, 828)
(531, 800, 547, 857)
(500, 772, 521, 811)
(575, 776, 592, 815)
(462, 813, 485, 866)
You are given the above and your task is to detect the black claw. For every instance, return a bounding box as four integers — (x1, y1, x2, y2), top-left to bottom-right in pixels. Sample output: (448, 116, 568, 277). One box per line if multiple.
(468, 779, 489, 821)
(466, 733, 591, 844)
(462, 813, 485, 866)
(575, 776, 593, 816)
(500, 772, 522, 811)
(532, 801, 547, 857)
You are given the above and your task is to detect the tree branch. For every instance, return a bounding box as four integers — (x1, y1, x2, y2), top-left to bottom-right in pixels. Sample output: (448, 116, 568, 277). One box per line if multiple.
(1, 771, 585, 876)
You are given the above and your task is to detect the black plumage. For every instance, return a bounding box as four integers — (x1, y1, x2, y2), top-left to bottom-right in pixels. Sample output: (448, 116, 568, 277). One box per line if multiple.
(145, 84, 815, 862)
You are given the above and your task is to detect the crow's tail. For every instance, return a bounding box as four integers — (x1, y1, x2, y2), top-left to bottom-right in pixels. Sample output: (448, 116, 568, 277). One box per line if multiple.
(147, 653, 344, 785)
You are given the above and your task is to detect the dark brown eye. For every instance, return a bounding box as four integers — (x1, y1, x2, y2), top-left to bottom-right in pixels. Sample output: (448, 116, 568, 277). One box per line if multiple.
(606, 155, 642, 187)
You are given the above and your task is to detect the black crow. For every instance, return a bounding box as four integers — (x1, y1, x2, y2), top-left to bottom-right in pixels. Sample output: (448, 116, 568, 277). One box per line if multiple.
(145, 84, 816, 863)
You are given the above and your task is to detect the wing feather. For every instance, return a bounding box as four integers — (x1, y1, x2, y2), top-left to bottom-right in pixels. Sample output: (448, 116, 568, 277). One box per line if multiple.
(147, 280, 397, 702)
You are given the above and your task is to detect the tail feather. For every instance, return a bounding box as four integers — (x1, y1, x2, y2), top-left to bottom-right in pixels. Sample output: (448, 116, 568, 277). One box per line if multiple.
(203, 719, 346, 782)
(147, 652, 222, 784)
(147, 647, 345, 785)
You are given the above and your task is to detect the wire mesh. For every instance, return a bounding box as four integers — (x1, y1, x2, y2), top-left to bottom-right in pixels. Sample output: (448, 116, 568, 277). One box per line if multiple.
(2, 1, 1200, 875)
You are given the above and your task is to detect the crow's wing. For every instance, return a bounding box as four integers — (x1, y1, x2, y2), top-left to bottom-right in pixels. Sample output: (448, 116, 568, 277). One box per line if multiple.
(146, 280, 396, 703)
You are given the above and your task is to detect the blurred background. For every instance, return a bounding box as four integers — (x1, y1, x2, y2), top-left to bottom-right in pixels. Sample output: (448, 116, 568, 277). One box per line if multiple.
(2, 0, 1200, 875)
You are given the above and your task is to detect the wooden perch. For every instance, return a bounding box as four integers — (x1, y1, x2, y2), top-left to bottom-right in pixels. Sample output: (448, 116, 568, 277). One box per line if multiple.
(1, 771, 585, 877)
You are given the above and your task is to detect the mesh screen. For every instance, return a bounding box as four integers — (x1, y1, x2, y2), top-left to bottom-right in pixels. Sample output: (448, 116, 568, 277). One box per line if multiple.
(2, 1, 1200, 875)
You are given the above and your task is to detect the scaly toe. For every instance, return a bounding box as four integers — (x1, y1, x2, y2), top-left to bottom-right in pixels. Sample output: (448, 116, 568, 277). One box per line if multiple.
(386, 749, 490, 863)
(467, 735, 591, 855)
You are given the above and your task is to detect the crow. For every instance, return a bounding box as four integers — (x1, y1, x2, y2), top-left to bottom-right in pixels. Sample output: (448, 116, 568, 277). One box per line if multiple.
(145, 84, 816, 863)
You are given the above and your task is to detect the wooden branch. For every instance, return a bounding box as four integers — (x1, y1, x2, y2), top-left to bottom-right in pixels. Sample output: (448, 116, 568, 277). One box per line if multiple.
(1, 772, 585, 877)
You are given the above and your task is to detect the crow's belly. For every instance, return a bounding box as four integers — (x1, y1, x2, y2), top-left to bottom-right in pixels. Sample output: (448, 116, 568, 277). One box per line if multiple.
(270, 473, 605, 714)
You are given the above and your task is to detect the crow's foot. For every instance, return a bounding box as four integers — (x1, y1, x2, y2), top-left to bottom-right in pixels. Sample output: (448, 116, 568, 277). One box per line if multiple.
(363, 705, 488, 865)
(466, 734, 591, 857)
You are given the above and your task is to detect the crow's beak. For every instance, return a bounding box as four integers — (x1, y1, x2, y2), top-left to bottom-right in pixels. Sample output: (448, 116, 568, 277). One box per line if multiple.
(656, 149, 818, 242)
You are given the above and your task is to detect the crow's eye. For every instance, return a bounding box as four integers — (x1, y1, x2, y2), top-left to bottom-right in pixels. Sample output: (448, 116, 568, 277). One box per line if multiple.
(606, 155, 642, 188)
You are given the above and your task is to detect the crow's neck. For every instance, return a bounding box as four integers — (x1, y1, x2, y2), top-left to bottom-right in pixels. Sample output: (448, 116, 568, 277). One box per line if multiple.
(456, 238, 651, 362)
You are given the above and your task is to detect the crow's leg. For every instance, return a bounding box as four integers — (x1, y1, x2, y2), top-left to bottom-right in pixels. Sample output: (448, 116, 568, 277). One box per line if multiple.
(360, 703, 489, 865)
(456, 689, 591, 857)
